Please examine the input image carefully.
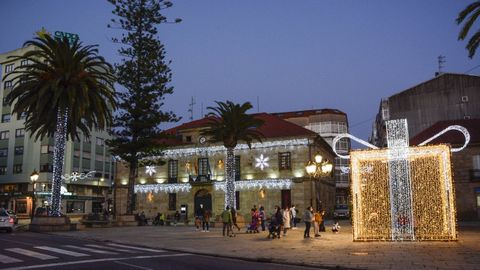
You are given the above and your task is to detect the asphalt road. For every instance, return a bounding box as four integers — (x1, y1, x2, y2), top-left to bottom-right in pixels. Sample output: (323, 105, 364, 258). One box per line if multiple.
(0, 231, 325, 270)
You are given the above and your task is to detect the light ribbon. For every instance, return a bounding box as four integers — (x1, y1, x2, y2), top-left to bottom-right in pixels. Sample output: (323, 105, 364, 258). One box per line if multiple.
(332, 124, 470, 159)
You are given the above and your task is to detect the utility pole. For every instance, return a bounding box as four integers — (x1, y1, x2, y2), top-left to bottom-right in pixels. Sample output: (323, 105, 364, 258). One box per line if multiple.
(188, 97, 195, 121)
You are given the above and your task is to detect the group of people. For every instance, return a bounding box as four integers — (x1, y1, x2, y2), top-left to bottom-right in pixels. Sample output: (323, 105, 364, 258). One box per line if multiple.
(194, 204, 212, 232)
(302, 206, 340, 238)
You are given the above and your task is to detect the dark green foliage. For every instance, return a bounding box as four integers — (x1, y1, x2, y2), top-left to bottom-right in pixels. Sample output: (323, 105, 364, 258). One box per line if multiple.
(106, 0, 179, 214)
(3, 35, 116, 140)
(202, 101, 265, 148)
(457, 1, 480, 58)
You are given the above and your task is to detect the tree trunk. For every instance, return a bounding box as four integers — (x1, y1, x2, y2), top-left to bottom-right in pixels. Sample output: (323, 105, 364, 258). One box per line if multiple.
(126, 160, 138, 215)
(225, 147, 236, 209)
(50, 110, 68, 216)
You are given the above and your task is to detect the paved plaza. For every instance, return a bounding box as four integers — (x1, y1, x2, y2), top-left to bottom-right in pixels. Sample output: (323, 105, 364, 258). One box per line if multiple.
(50, 221, 480, 270)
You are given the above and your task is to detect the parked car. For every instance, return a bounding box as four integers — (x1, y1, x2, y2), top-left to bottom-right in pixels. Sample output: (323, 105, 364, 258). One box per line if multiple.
(6, 210, 18, 225)
(0, 208, 15, 233)
(333, 205, 350, 219)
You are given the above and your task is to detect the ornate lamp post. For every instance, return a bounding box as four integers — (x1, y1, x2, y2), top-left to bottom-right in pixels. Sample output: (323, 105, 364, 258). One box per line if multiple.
(305, 153, 333, 211)
(30, 169, 39, 221)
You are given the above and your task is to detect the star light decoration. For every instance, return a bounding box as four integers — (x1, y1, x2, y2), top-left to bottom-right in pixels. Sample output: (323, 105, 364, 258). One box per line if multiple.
(255, 154, 269, 170)
(145, 166, 156, 176)
(332, 119, 469, 241)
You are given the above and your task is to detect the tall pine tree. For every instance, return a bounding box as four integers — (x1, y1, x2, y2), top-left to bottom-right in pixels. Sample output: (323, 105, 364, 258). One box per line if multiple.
(107, 0, 180, 214)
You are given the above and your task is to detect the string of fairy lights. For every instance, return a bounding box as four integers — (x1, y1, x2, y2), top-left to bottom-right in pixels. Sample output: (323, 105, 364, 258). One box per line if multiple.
(134, 179, 294, 194)
(50, 110, 68, 216)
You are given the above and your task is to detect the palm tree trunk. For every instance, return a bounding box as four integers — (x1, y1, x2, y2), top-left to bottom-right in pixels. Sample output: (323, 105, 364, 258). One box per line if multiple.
(225, 147, 236, 209)
(50, 109, 68, 216)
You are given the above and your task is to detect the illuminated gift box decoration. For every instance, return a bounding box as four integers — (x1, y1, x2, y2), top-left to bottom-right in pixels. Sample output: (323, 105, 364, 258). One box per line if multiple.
(333, 119, 470, 241)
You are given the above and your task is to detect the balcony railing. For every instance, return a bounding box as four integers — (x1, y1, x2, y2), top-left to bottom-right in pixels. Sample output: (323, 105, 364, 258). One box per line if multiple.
(189, 174, 211, 183)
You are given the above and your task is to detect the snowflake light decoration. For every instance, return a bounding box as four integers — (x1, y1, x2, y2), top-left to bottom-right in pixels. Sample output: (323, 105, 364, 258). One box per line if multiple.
(145, 166, 156, 176)
(255, 154, 269, 170)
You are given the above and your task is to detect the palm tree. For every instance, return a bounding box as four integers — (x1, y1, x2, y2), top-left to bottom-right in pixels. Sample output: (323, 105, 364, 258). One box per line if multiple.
(202, 101, 264, 208)
(3, 34, 116, 216)
(457, 1, 480, 58)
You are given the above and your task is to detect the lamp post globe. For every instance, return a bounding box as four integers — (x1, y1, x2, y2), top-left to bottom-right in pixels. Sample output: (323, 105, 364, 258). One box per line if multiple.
(30, 169, 39, 222)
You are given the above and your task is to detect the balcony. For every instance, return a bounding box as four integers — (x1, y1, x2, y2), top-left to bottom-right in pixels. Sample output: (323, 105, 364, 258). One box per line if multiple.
(189, 174, 211, 183)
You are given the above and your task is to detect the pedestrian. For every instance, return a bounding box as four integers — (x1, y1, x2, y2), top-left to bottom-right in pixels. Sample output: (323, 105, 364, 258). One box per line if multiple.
(313, 210, 322, 237)
(195, 204, 205, 231)
(231, 207, 241, 232)
(320, 210, 326, 232)
(290, 205, 297, 229)
(159, 213, 165, 226)
(221, 206, 233, 237)
(282, 206, 291, 236)
(259, 206, 266, 231)
(303, 206, 314, 238)
(274, 206, 283, 238)
(174, 210, 180, 226)
(203, 208, 211, 232)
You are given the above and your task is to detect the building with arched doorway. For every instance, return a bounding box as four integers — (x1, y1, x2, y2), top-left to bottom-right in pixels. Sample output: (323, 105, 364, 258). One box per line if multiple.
(115, 113, 336, 222)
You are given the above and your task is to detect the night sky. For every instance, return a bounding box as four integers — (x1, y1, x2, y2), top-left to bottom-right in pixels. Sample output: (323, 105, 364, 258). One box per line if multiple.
(0, 0, 477, 145)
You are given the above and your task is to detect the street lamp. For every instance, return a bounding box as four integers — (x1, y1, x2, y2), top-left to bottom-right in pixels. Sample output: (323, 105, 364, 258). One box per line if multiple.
(30, 169, 39, 221)
(305, 153, 333, 211)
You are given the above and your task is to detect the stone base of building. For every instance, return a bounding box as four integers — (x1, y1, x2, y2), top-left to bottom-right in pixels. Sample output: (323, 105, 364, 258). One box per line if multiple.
(29, 216, 77, 232)
(113, 215, 137, 226)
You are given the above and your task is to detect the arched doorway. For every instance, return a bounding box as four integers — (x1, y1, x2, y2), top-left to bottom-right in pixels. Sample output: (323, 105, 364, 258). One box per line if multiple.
(194, 189, 212, 215)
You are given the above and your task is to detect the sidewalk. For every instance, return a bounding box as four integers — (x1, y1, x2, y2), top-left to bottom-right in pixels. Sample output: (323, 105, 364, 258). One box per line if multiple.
(51, 221, 480, 270)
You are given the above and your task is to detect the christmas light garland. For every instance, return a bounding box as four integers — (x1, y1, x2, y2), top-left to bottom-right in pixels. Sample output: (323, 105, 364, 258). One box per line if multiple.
(214, 179, 293, 191)
(135, 183, 192, 193)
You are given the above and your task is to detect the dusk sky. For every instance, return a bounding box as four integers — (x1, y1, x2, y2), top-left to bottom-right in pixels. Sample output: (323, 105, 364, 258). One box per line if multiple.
(0, 0, 478, 144)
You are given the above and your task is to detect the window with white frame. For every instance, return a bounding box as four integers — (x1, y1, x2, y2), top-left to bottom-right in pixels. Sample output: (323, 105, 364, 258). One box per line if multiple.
(15, 128, 25, 137)
(168, 160, 178, 183)
(40, 145, 54, 154)
(20, 60, 29, 66)
(13, 164, 22, 174)
(4, 80, 13, 90)
(2, 114, 11, 123)
(96, 137, 104, 146)
(279, 152, 292, 170)
(0, 131, 9, 140)
(4, 64, 14, 73)
(14, 146, 23, 155)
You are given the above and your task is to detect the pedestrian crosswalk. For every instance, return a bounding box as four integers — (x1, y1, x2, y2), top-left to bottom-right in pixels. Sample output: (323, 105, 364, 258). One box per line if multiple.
(0, 243, 166, 265)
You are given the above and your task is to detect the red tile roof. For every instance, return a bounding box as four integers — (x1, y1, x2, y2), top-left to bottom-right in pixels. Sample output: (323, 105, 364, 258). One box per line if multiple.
(410, 119, 480, 146)
(165, 113, 318, 139)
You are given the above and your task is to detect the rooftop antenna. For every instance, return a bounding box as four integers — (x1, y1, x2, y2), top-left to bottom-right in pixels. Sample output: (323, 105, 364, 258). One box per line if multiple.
(188, 97, 195, 121)
(438, 55, 446, 74)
